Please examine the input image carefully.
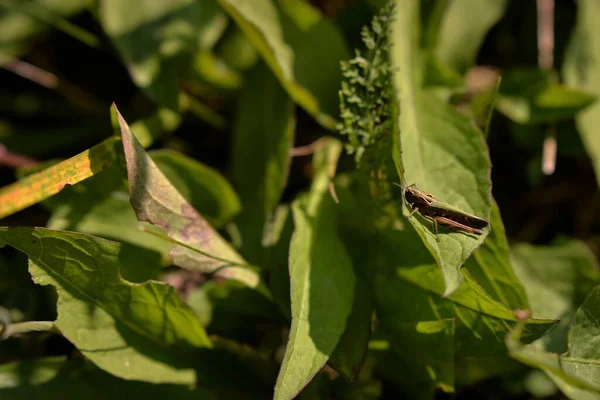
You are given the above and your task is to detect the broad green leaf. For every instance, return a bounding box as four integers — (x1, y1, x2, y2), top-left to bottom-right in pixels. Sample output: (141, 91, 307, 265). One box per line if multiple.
(564, 0, 600, 188)
(217, 0, 347, 129)
(391, 0, 492, 295)
(507, 288, 600, 400)
(498, 69, 596, 124)
(152, 149, 241, 228)
(231, 62, 295, 265)
(0, 227, 211, 384)
(274, 139, 356, 400)
(0, 357, 216, 399)
(372, 228, 557, 359)
(378, 320, 455, 398)
(511, 241, 600, 353)
(466, 200, 529, 310)
(435, 0, 508, 74)
(100, 0, 223, 109)
(113, 104, 262, 289)
(0, 136, 118, 220)
(0, 0, 93, 63)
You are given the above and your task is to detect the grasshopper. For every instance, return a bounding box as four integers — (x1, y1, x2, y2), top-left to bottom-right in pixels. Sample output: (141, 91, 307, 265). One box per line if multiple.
(394, 182, 488, 237)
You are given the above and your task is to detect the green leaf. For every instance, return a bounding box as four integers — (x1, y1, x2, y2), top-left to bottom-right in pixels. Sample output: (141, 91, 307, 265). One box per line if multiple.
(113, 104, 262, 289)
(217, 0, 347, 129)
(511, 241, 600, 353)
(100, 0, 223, 109)
(435, 0, 508, 74)
(507, 288, 600, 400)
(274, 138, 356, 400)
(372, 228, 557, 359)
(391, 0, 492, 295)
(498, 69, 596, 124)
(151, 149, 241, 228)
(466, 200, 529, 310)
(231, 62, 295, 265)
(564, 0, 600, 188)
(0, 227, 211, 384)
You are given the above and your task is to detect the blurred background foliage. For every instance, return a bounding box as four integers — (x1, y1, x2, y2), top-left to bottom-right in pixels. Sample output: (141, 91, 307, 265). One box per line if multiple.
(1, 0, 600, 399)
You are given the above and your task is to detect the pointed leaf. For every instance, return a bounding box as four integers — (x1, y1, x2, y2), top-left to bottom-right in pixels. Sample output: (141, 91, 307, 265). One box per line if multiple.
(391, 0, 492, 295)
(274, 139, 356, 399)
(113, 104, 261, 289)
(151, 149, 241, 228)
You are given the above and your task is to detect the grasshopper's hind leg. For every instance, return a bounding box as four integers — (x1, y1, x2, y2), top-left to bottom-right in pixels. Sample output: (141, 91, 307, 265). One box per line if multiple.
(423, 215, 440, 242)
(408, 206, 419, 218)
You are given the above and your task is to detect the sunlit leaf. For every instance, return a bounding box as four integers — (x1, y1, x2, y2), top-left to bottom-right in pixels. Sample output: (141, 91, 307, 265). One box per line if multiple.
(0, 227, 211, 384)
(114, 103, 262, 289)
(391, 0, 492, 295)
(274, 138, 355, 399)
(0, 137, 118, 220)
